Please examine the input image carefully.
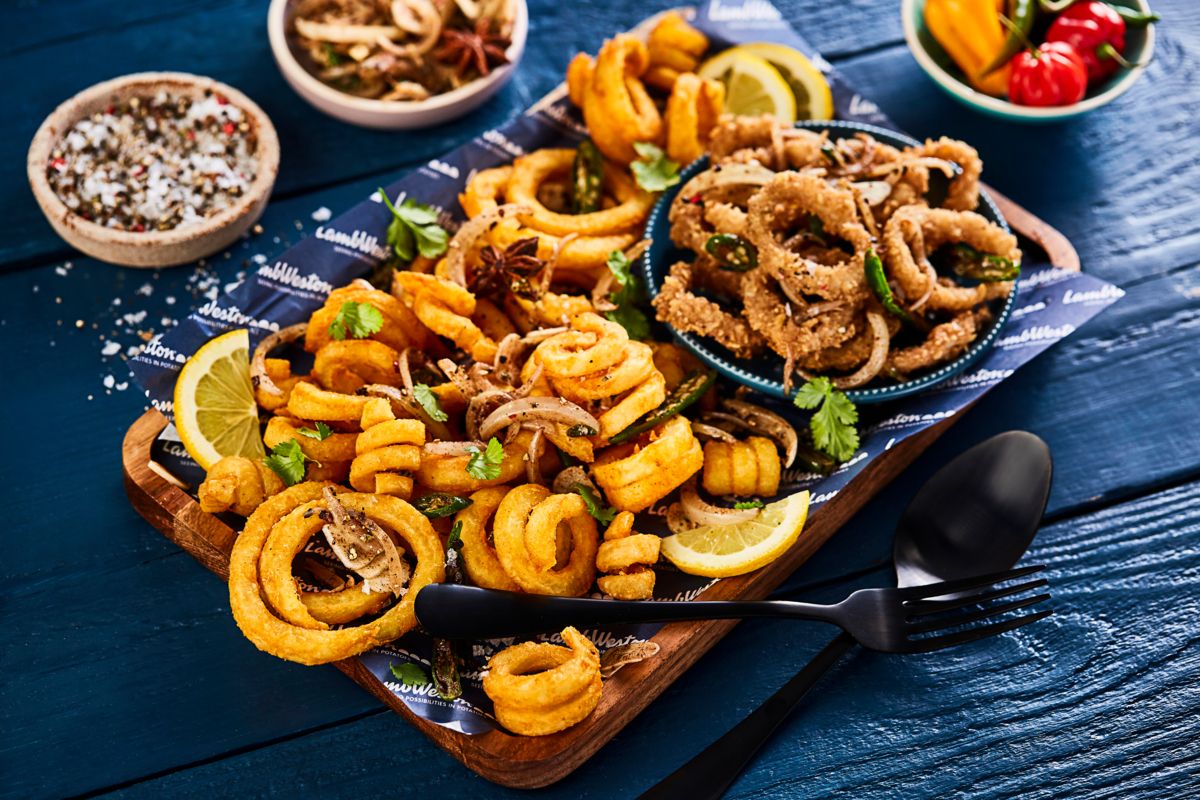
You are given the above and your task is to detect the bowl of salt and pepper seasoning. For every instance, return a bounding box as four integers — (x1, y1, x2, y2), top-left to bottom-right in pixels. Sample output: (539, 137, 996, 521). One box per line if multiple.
(27, 72, 279, 268)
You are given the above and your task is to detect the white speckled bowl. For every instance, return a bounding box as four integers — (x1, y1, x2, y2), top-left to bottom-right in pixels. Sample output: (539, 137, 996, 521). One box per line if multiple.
(267, 0, 528, 130)
(27, 72, 280, 269)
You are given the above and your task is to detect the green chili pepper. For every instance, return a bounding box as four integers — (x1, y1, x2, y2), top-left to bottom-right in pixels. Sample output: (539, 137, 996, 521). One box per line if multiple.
(571, 139, 604, 214)
(1037, 0, 1075, 12)
(794, 442, 837, 475)
(414, 492, 474, 518)
(704, 234, 758, 271)
(941, 243, 1022, 282)
(1107, 3, 1159, 26)
(609, 370, 717, 444)
(864, 249, 928, 331)
(983, 0, 1037, 75)
(567, 423, 598, 437)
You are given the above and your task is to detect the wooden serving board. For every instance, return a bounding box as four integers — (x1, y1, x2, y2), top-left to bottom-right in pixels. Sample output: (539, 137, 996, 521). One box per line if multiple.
(122, 191, 1077, 788)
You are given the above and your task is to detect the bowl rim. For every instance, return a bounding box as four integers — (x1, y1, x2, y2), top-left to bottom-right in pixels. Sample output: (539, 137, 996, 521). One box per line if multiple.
(26, 71, 280, 248)
(640, 119, 1018, 404)
(900, 0, 1156, 120)
(266, 0, 528, 117)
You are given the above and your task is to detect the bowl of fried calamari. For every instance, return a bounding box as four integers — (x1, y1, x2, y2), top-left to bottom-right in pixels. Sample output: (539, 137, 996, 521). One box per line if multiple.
(645, 117, 1020, 403)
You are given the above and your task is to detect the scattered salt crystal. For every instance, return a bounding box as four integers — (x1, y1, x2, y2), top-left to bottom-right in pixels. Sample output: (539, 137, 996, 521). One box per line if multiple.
(126, 345, 142, 357)
(55, 265, 69, 276)
(123, 310, 148, 325)
(161, 317, 174, 327)
(32, 285, 39, 293)
(115, 382, 128, 391)
(205, 286, 219, 300)
(101, 341, 121, 357)
(224, 281, 242, 294)
(252, 253, 268, 265)
(165, 296, 176, 305)
(136, 283, 154, 296)
(112, 297, 121, 306)
(103, 375, 115, 389)
(311, 206, 332, 222)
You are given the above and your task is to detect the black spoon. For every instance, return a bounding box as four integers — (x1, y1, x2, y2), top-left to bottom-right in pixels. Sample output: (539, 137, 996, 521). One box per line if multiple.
(637, 430, 1053, 800)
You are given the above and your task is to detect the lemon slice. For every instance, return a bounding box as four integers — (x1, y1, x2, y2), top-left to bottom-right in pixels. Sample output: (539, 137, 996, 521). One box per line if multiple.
(698, 48, 797, 122)
(173, 329, 264, 470)
(734, 43, 833, 121)
(660, 491, 810, 578)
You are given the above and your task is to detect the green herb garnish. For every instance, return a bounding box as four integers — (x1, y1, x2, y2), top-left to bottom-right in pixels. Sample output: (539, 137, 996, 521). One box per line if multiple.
(576, 484, 617, 526)
(263, 438, 309, 486)
(415, 493, 474, 519)
(733, 499, 764, 510)
(378, 187, 449, 261)
(322, 43, 345, 67)
(328, 300, 383, 341)
(390, 662, 429, 688)
(604, 249, 651, 340)
(466, 437, 504, 481)
(630, 142, 681, 192)
(413, 383, 448, 422)
(297, 421, 334, 441)
(793, 377, 860, 463)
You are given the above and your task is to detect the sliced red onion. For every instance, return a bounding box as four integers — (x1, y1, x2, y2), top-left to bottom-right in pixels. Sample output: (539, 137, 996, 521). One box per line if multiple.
(479, 396, 598, 441)
(692, 422, 737, 443)
(250, 322, 307, 396)
(525, 427, 545, 484)
(853, 180, 893, 207)
(552, 466, 596, 496)
(397, 347, 416, 396)
(832, 311, 889, 390)
(679, 481, 759, 526)
(423, 440, 483, 457)
(466, 388, 514, 441)
(721, 399, 799, 469)
(437, 358, 475, 400)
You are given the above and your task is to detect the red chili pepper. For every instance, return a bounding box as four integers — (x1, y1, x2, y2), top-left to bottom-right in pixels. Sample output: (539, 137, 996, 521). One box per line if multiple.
(49, 157, 66, 170)
(215, 94, 229, 105)
(222, 121, 235, 135)
(1045, 1, 1127, 83)
(1008, 41, 1089, 107)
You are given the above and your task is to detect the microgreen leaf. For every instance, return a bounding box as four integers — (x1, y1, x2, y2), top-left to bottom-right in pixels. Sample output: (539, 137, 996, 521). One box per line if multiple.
(466, 437, 504, 481)
(412, 383, 449, 422)
(298, 422, 333, 441)
(794, 377, 860, 462)
(630, 142, 681, 192)
(575, 483, 617, 526)
(263, 438, 308, 486)
(390, 662, 429, 687)
(328, 300, 383, 341)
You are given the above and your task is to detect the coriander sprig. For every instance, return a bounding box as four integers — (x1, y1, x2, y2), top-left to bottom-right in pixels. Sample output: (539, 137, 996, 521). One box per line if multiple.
(793, 377, 860, 463)
(631, 142, 681, 192)
(466, 437, 504, 481)
(604, 249, 651, 340)
(263, 438, 308, 485)
(378, 188, 449, 262)
(328, 300, 383, 341)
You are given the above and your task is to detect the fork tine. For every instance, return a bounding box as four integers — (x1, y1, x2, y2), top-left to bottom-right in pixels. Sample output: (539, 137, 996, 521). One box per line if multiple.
(903, 608, 1054, 653)
(905, 578, 1049, 617)
(906, 593, 1051, 635)
(897, 564, 1045, 600)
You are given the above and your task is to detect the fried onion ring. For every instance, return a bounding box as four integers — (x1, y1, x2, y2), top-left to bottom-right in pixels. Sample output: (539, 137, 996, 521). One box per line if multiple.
(665, 73, 724, 165)
(582, 34, 663, 165)
(483, 626, 602, 736)
(507, 148, 654, 237)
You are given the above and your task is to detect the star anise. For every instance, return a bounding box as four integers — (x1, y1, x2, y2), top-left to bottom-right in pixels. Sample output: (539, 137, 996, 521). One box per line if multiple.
(472, 236, 544, 300)
(434, 18, 511, 79)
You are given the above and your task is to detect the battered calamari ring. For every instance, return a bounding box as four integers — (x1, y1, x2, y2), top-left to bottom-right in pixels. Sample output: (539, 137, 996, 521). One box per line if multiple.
(198, 456, 285, 516)
(651, 261, 765, 359)
(887, 310, 983, 376)
(665, 73, 725, 165)
(739, 267, 860, 365)
(914, 136, 982, 212)
(882, 206, 1018, 312)
(493, 484, 598, 596)
(349, 399, 426, 498)
(415, 430, 536, 493)
(300, 584, 391, 625)
(701, 436, 781, 497)
(305, 283, 428, 354)
(667, 162, 773, 254)
(595, 511, 660, 600)
(482, 626, 602, 736)
(394, 271, 498, 362)
(286, 381, 370, 424)
(591, 416, 704, 512)
(536, 314, 667, 441)
(507, 149, 654, 237)
(312, 339, 401, 393)
(454, 486, 521, 591)
(264, 416, 360, 463)
(230, 484, 444, 665)
(582, 35, 663, 165)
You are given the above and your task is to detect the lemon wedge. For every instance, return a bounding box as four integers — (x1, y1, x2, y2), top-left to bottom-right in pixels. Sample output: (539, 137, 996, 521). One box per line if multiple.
(660, 490, 810, 578)
(734, 42, 833, 120)
(173, 328, 264, 470)
(698, 48, 797, 122)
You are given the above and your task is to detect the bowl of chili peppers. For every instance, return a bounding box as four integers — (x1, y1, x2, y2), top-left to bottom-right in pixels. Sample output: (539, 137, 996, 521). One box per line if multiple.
(902, 0, 1157, 122)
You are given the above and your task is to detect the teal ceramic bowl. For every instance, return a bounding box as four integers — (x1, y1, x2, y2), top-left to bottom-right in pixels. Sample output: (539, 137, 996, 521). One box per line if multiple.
(640, 120, 1017, 404)
(902, 0, 1156, 123)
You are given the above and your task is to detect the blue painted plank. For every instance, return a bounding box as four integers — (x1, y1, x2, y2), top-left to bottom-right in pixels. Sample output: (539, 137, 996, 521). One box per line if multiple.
(85, 481, 1200, 799)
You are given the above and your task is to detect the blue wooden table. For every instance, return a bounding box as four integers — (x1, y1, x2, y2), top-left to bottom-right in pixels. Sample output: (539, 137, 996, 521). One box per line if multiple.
(3, 1, 1199, 797)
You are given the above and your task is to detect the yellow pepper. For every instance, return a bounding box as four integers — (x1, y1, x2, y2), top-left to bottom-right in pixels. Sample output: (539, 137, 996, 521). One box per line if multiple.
(924, 0, 1011, 97)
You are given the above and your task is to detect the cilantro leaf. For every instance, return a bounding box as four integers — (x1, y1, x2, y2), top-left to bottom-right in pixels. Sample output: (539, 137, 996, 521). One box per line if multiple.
(413, 383, 448, 422)
(390, 662, 429, 687)
(328, 300, 383, 341)
(263, 438, 308, 486)
(298, 421, 333, 441)
(733, 499, 764, 510)
(575, 483, 617, 526)
(466, 437, 504, 481)
(379, 188, 449, 261)
(793, 378, 859, 462)
(446, 520, 464, 551)
(604, 249, 652, 340)
(630, 142, 681, 192)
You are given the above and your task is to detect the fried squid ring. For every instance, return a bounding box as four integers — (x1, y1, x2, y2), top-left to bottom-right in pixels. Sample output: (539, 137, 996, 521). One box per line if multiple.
(454, 486, 521, 591)
(286, 381, 370, 424)
(415, 429, 535, 493)
(349, 399, 426, 498)
(701, 436, 782, 498)
(198, 456, 285, 516)
(592, 416, 703, 512)
(394, 271, 498, 362)
(264, 416, 360, 463)
(882, 206, 1018, 312)
(493, 484, 598, 596)
(582, 34, 663, 165)
(887, 310, 982, 376)
(740, 267, 859, 366)
(652, 261, 765, 358)
(915, 136, 982, 211)
(507, 149, 654, 237)
(230, 484, 444, 665)
(312, 339, 401, 393)
(595, 511, 660, 600)
(300, 584, 391, 626)
(665, 73, 725, 165)
(483, 627, 602, 736)
(305, 283, 428, 353)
